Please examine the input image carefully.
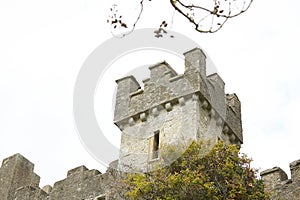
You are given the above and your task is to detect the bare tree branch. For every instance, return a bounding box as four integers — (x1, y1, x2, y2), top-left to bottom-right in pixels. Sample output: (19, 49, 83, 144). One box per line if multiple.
(170, 0, 253, 33)
(108, 0, 253, 36)
(108, 0, 145, 38)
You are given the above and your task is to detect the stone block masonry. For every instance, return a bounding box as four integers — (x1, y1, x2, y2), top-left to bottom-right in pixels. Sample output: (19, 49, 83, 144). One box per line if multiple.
(261, 159, 300, 200)
(0, 154, 40, 200)
(1, 154, 300, 199)
(0, 153, 112, 200)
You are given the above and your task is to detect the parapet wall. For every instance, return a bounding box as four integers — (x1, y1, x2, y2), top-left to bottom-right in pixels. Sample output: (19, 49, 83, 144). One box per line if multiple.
(2, 154, 300, 200)
(114, 48, 243, 144)
(261, 159, 300, 200)
(0, 154, 112, 200)
(0, 154, 40, 200)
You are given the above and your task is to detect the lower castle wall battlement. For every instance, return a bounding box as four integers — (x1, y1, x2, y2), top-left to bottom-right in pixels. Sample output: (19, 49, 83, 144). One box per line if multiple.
(0, 154, 112, 200)
(261, 159, 300, 200)
(2, 153, 300, 199)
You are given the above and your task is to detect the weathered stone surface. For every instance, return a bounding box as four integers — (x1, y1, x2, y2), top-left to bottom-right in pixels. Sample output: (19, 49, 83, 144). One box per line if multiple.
(42, 185, 52, 194)
(0, 153, 40, 200)
(0, 153, 117, 199)
(114, 47, 243, 172)
(261, 167, 288, 191)
(14, 186, 48, 200)
(290, 159, 300, 182)
(261, 160, 300, 200)
(114, 75, 141, 122)
(49, 165, 110, 200)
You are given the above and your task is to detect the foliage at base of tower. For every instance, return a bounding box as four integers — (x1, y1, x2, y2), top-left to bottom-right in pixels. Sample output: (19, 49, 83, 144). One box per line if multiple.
(124, 141, 269, 200)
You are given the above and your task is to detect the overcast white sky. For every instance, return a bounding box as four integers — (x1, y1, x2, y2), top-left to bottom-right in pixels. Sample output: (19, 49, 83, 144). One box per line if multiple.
(1, 0, 300, 187)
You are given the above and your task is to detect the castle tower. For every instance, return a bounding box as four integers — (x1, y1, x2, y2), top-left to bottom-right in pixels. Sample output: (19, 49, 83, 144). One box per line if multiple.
(113, 48, 243, 172)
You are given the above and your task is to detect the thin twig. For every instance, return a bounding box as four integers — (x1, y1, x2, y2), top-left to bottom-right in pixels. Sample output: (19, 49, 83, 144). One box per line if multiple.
(170, 0, 253, 33)
(111, 0, 145, 38)
(109, 0, 253, 36)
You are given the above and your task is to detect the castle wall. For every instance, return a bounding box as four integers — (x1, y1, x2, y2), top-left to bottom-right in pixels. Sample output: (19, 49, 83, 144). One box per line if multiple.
(261, 159, 300, 200)
(0, 154, 114, 200)
(2, 153, 300, 200)
(14, 186, 48, 200)
(49, 165, 108, 200)
(0, 154, 40, 200)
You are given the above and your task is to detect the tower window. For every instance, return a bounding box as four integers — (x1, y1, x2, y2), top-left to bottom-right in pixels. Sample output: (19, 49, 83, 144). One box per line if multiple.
(152, 131, 160, 159)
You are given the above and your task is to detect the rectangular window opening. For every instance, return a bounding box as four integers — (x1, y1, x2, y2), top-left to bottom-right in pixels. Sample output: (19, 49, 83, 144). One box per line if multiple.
(152, 131, 160, 159)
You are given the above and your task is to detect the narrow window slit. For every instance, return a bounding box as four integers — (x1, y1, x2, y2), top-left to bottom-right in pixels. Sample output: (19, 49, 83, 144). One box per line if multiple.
(152, 131, 159, 159)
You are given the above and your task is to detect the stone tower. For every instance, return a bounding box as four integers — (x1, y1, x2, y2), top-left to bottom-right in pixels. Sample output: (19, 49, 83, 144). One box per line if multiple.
(113, 48, 243, 172)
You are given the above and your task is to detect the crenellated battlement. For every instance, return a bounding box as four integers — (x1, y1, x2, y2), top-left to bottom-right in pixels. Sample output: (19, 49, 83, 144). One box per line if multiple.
(0, 153, 113, 200)
(114, 48, 242, 143)
(114, 48, 243, 172)
(114, 48, 209, 124)
(290, 159, 300, 182)
(2, 154, 300, 199)
(260, 167, 289, 191)
(261, 159, 300, 199)
(0, 153, 40, 200)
